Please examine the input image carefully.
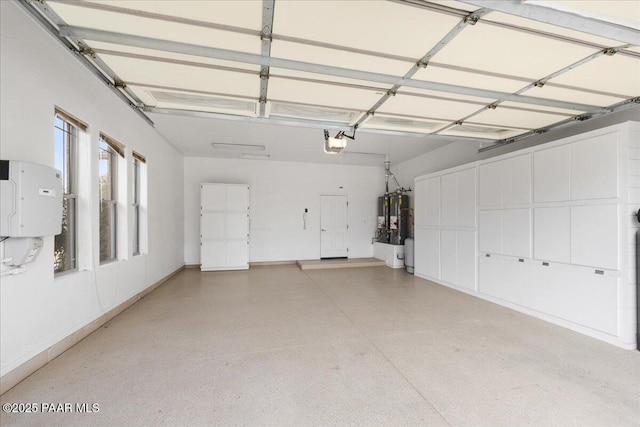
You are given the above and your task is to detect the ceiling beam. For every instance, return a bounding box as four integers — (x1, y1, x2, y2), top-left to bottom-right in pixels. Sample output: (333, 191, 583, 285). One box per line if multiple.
(460, 0, 640, 45)
(259, 0, 275, 118)
(59, 25, 610, 114)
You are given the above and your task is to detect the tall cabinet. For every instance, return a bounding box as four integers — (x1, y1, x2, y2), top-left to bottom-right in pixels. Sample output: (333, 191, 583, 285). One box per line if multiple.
(200, 183, 250, 271)
(414, 122, 639, 350)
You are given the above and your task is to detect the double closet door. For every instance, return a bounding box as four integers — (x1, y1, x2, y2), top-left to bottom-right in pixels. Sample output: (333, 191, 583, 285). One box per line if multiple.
(200, 183, 250, 271)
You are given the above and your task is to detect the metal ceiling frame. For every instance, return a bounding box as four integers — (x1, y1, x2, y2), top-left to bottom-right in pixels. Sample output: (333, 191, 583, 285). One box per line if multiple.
(59, 25, 611, 114)
(435, 47, 616, 134)
(259, 0, 274, 117)
(144, 106, 496, 144)
(353, 7, 491, 128)
(461, 0, 640, 46)
(18, 0, 639, 148)
(18, 0, 153, 125)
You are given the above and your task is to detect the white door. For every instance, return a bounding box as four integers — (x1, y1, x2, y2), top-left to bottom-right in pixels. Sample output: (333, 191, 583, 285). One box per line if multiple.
(320, 195, 348, 258)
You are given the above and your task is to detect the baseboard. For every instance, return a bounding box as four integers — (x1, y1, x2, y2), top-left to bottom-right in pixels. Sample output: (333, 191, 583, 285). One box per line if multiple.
(250, 261, 297, 266)
(0, 264, 185, 396)
(184, 264, 200, 269)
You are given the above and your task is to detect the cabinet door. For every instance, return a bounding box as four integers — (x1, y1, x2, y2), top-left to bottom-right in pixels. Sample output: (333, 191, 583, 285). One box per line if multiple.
(201, 241, 226, 268)
(502, 154, 531, 205)
(571, 204, 618, 269)
(441, 173, 457, 226)
(441, 230, 457, 284)
(414, 179, 427, 227)
(226, 213, 249, 240)
(201, 184, 226, 211)
(479, 161, 502, 206)
(533, 207, 570, 263)
(425, 176, 441, 226)
(457, 168, 477, 227)
(502, 209, 531, 258)
(479, 210, 501, 254)
(227, 241, 249, 268)
(457, 231, 476, 290)
(414, 228, 440, 279)
(201, 212, 225, 240)
(571, 134, 619, 200)
(534, 144, 571, 202)
(227, 185, 250, 211)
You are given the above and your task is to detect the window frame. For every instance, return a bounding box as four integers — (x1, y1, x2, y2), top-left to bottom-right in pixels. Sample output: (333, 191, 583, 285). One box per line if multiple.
(98, 133, 124, 264)
(132, 153, 144, 256)
(53, 110, 85, 275)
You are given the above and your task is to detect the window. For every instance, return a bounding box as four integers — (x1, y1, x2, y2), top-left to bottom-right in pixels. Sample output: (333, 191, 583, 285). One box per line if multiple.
(99, 134, 124, 263)
(132, 152, 146, 256)
(54, 110, 85, 274)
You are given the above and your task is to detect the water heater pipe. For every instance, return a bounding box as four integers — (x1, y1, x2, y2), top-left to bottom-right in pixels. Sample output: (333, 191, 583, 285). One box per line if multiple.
(384, 161, 403, 192)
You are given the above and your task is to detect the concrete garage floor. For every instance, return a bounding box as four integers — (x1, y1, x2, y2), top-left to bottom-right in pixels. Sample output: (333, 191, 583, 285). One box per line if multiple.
(1, 266, 639, 426)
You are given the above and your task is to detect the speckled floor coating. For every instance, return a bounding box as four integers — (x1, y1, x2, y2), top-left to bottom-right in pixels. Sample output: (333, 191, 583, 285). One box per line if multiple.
(1, 265, 639, 426)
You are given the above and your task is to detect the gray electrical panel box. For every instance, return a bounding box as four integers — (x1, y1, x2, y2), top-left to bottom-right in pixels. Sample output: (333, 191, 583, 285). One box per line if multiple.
(0, 160, 63, 237)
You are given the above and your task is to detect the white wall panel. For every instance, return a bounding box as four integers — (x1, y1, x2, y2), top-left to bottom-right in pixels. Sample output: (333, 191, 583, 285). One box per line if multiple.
(534, 144, 571, 202)
(478, 210, 501, 254)
(226, 213, 249, 240)
(502, 154, 532, 205)
(571, 205, 619, 269)
(425, 177, 441, 226)
(201, 212, 225, 240)
(441, 172, 457, 226)
(534, 207, 570, 263)
(441, 230, 457, 284)
(502, 209, 531, 258)
(457, 168, 477, 227)
(457, 231, 476, 290)
(571, 134, 619, 200)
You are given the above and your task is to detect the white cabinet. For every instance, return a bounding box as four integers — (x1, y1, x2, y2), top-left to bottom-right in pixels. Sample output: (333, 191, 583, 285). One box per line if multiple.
(200, 183, 250, 271)
(478, 210, 501, 254)
(441, 173, 457, 227)
(457, 168, 477, 227)
(440, 230, 457, 284)
(479, 161, 502, 206)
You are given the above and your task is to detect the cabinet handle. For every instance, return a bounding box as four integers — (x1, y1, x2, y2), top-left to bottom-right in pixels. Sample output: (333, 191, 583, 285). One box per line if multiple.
(595, 270, 604, 275)
(542, 262, 549, 266)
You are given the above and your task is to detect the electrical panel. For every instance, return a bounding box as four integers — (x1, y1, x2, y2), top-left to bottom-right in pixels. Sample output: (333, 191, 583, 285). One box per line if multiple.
(0, 160, 63, 237)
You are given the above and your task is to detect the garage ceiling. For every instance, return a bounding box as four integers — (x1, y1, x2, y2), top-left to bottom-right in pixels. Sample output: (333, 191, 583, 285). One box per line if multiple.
(21, 0, 640, 164)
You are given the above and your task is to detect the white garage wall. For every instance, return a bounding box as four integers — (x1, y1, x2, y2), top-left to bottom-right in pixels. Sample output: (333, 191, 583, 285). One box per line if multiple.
(184, 157, 385, 264)
(0, 2, 184, 378)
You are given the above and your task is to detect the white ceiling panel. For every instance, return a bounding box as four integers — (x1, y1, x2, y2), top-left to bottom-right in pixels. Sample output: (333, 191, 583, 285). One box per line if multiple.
(267, 102, 359, 124)
(547, 54, 640, 98)
(377, 94, 486, 121)
(49, 2, 261, 54)
(98, 54, 259, 98)
(85, 0, 263, 31)
(413, 64, 528, 93)
(269, 68, 392, 92)
(87, 41, 260, 72)
(486, 11, 631, 48)
(270, 40, 413, 77)
(362, 114, 449, 134)
(472, 106, 570, 129)
(524, 0, 640, 31)
(268, 78, 382, 111)
(397, 88, 494, 105)
(273, 1, 462, 59)
(150, 91, 258, 117)
(499, 102, 579, 116)
(439, 124, 525, 140)
(521, 85, 627, 107)
(433, 19, 599, 79)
